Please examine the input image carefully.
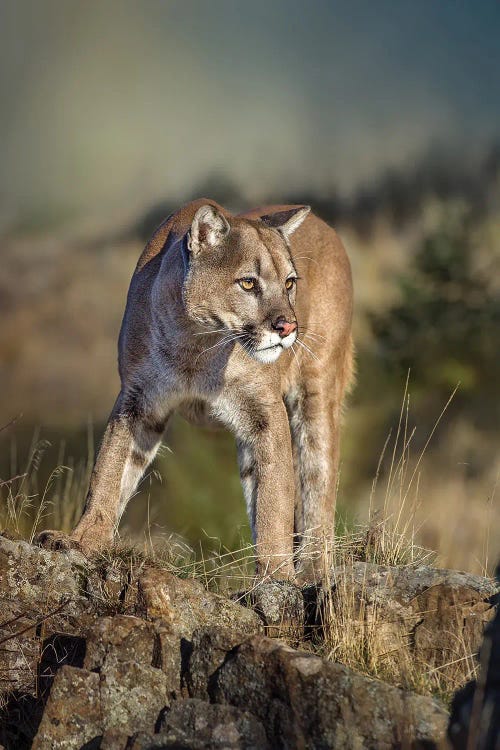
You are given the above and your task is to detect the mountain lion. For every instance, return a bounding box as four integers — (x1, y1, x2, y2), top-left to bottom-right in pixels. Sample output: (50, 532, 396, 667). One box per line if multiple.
(38, 199, 354, 581)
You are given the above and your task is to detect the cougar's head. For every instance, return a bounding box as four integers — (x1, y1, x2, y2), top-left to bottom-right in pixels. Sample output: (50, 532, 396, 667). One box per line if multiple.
(183, 203, 310, 364)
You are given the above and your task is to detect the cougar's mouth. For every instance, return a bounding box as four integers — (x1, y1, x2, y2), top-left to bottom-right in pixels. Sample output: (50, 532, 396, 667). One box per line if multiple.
(259, 343, 283, 352)
(249, 338, 286, 365)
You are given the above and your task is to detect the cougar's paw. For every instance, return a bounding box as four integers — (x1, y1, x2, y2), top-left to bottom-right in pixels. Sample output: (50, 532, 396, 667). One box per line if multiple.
(35, 530, 82, 552)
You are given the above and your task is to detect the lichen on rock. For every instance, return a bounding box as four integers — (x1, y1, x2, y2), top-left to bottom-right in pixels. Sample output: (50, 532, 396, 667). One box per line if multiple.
(0, 535, 498, 750)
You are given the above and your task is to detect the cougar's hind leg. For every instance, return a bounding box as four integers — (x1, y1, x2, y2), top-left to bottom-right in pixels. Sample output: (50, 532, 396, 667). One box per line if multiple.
(236, 438, 259, 545)
(283, 388, 305, 555)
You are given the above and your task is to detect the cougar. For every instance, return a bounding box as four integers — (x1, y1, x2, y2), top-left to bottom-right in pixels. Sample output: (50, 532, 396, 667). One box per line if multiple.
(38, 199, 354, 581)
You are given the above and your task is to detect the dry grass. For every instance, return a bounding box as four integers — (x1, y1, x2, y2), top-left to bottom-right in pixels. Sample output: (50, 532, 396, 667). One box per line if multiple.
(0, 512, 488, 706)
(347, 376, 500, 577)
(0, 425, 91, 543)
(313, 384, 496, 704)
(1, 387, 497, 707)
(317, 557, 480, 704)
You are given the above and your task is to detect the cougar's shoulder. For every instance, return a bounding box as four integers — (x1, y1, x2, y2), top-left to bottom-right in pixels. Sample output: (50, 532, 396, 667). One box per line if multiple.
(119, 199, 232, 378)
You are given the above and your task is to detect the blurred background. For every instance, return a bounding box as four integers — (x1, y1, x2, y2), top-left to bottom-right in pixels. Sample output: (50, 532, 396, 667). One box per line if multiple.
(1, 0, 499, 574)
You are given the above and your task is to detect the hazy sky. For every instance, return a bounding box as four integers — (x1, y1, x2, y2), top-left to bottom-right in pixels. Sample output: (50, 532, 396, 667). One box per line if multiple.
(1, 0, 499, 224)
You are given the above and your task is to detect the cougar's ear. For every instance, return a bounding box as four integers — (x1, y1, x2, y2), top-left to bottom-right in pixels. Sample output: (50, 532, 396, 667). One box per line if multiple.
(188, 204, 230, 255)
(260, 206, 311, 240)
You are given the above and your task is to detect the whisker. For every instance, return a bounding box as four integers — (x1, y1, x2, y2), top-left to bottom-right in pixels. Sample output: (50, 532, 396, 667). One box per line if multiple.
(296, 338, 320, 362)
(192, 328, 231, 336)
(194, 333, 246, 362)
(289, 342, 302, 376)
(303, 332, 325, 345)
(240, 337, 255, 358)
(301, 327, 326, 341)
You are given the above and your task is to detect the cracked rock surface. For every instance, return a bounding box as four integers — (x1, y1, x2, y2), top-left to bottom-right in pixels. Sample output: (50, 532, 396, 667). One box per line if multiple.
(328, 561, 497, 680)
(448, 566, 500, 749)
(0, 535, 498, 749)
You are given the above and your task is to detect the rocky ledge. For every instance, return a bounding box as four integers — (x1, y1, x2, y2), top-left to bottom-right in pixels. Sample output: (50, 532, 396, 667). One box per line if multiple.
(0, 535, 498, 749)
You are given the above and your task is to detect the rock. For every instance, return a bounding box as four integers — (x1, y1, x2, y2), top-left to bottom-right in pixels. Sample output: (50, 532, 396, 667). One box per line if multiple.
(100, 728, 132, 750)
(129, 728, 199, 750)
(187, 627, 252, 700)
(84, 615, 170, 735)
(38, 633, 87, 696)
(31, 666, 102, 750)
(0, 608, 42, 695)
(209, 634, 448, 749)
(31, 615, 171, 748)
(0, 537, 262, 743)
(5, 536, 499, 750)
(136, 570, 262, 700)
(0, 535, 87, 600)
(129, 698, 270, 750)
(153, 622, 185, 698)
(0, 535, 93, 698)
(162, 699, 270, 750)
(98, 659, 168, 736)
(448, 571, 500, 749)
(83, 614, 157, 670)
(137, 568, 263, 638)
(328, 562, 497, 678)
(248, 579, 305, 638)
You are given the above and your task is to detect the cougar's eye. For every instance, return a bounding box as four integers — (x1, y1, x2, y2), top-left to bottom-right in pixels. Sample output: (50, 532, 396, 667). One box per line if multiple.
(239, 278, 255, 291)
(285, 278, 296, 290)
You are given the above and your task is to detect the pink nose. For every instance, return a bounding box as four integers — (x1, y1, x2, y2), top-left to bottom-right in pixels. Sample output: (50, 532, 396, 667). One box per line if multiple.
(272, 316, 298, 338)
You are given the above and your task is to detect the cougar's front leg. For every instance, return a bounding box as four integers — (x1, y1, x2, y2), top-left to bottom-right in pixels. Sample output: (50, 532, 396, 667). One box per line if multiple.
(69, 392, 169, 550)
(37, 391, 168, 552)
(287, 382, 341, 582)
(236, 400, 296, 580)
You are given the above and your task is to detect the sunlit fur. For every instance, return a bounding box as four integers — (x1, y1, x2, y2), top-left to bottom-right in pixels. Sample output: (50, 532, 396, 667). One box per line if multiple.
(182, 205, 301, 364)
(38, 198, 354, 583)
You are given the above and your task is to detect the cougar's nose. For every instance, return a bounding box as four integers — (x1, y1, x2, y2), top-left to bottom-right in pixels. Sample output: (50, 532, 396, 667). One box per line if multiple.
(272, 316, 298, 338)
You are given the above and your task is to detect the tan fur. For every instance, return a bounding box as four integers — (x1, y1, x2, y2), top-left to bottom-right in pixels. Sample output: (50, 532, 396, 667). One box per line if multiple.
(37, 199, 354, 581)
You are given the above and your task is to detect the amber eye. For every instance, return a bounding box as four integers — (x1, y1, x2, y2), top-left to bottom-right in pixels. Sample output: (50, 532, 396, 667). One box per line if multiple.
(239, 278, 255, 291)
(285, 278, 296, 290)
